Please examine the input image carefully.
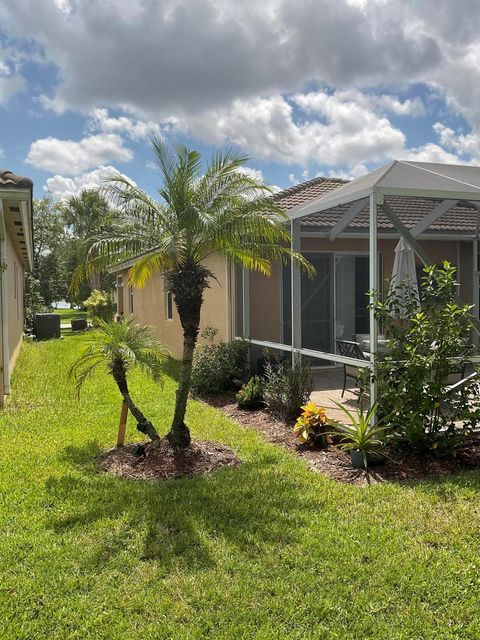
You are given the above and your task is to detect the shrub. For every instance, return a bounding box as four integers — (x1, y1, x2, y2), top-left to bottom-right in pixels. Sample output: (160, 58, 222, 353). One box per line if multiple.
(191, 327, 249, 396)
(236, 375, 264, 409)
(329, 401, 388, 469)
(371, 262, 480, 455)
(293, 401, 329, 446)
(83, 289, 115, 324)
(263, 356, 313, 422)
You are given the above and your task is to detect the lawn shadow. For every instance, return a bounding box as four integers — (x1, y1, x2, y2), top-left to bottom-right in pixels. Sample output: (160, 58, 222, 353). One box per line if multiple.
(47, 440, 315, 577)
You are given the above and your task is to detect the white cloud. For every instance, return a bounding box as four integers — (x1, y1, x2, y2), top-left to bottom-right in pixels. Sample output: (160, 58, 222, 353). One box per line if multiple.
(432, 122, 480, 161)
(178, 91, 406, 168)
(26, 133, 133, 175)
(237, 166, 264, 182)
(399, 142, 462, 165)
(328, 163, 369, 181)
(86, 108, 161, 141)
(297, 90, 425, 118)
(44, 164, 135, 200)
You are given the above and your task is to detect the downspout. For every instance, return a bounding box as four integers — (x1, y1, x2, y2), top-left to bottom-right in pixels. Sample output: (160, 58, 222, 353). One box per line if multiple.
(0, 202, 9, 395)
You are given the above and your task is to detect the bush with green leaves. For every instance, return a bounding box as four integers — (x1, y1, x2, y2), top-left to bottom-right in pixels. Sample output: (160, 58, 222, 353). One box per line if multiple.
(83, 289, 115, 324)
(191, 327, 249, 396)
(371, 261, 480, 455)
(236, 375, 264, 409)
(329, 401, 388, 469)
(263, 355, 313, 422)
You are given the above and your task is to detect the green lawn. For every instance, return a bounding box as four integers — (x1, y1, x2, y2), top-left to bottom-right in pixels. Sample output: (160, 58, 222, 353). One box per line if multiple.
(1, 335, 480, 639)
(49, 307, 88, 322)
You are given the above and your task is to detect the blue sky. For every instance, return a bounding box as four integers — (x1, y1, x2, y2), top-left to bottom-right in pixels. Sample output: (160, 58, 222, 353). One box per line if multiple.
(1, 1, 480, 200)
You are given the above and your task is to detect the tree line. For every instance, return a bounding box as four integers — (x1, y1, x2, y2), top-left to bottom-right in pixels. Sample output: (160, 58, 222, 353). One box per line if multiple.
(26, 189, 120, 325)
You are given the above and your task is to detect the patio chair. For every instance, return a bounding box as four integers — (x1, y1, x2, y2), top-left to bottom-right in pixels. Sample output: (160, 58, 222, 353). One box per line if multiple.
(336, 340, 369, 399)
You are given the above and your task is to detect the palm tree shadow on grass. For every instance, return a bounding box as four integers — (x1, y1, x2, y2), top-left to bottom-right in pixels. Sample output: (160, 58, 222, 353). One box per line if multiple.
(48, 441, 317, 575)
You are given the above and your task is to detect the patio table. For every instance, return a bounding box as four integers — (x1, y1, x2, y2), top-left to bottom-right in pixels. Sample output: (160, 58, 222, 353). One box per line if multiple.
(354, 334, 388, 354)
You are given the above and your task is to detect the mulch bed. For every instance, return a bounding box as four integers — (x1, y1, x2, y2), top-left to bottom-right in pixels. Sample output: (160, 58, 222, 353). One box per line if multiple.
(101, 437, 241, 481)
(205, 394, 480, 485)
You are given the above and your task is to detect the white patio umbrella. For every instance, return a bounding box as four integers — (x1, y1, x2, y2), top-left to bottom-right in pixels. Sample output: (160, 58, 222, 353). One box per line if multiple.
(389, 237, 420, 317)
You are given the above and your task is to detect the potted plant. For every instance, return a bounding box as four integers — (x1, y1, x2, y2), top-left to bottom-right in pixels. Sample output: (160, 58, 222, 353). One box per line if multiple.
(329, 401, 388, 469)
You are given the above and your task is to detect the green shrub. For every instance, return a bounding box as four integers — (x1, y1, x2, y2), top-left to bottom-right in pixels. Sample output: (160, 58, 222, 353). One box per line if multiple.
(328, 401, 388, 469)
(263, 356, 313, 422)
(372, 262, 480, 455)
(191, 327, 249, 396)
(83, 289, 115, 325)
(236, 375, 264, 409)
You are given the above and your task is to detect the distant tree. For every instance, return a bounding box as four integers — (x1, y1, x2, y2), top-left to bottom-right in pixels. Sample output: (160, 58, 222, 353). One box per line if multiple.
(61, 189, 118, 291)
(32, 197, 66, 307)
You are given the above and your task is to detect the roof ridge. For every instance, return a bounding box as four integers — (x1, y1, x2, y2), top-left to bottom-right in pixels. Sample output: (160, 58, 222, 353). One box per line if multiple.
(273, 175, 349, 201)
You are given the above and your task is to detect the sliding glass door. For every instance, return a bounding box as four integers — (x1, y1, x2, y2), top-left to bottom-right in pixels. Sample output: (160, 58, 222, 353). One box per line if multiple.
(282, 252, 376, 366)
(334, 254, 370, 342)
(282, 254, 334, 364)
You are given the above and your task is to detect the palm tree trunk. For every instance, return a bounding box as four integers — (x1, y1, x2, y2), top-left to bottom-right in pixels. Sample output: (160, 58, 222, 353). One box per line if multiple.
(113, 364, 159, 441)
(168, 330, 196, 448)
(166, 262, 210, 449)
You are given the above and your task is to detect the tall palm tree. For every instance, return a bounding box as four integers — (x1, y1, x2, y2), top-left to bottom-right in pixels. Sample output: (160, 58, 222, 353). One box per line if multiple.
(83, 140, 313, 448)
(69, 319, 170, 441)
(63, 189, 117, 290)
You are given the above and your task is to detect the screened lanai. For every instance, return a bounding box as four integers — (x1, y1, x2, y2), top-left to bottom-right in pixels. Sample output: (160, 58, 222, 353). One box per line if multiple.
(234, 160, 480, 408)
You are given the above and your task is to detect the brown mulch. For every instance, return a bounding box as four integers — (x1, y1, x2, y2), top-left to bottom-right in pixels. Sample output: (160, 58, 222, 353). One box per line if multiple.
(101, 437, 241, 481)
(205, 394, 480, 485)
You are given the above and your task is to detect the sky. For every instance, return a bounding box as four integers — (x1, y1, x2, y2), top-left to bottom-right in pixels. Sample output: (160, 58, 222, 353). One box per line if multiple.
(2, 0, 480, 200)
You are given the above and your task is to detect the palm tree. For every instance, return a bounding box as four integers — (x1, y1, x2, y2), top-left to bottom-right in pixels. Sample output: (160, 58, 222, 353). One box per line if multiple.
(69, 319, 170, 441)
(82, 140, 313, 448)
(62, 189, 117, 290)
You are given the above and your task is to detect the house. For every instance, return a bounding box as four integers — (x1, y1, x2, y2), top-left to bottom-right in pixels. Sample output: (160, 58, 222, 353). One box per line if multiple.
(0, 169, 33, 402)
(111, 160, 480, 373)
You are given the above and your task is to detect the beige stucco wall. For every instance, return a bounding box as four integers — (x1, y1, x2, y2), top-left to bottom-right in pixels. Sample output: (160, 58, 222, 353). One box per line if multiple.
(115, 237, 474, 357)
(5, 230, 24, 375)
(117, 253, 230, 359)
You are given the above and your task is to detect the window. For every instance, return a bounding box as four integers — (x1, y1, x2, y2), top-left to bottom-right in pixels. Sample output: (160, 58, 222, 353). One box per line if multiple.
(166, 290, 173, 320)
(128, 286, 134, 313)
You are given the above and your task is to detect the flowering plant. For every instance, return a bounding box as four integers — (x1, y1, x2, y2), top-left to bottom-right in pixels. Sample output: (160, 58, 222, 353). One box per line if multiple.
(293, 401, 330, 446)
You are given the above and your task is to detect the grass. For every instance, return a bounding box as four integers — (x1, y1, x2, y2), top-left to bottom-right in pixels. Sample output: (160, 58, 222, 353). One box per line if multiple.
(1, 334, 480, 639)
(49, 307, 88, 322)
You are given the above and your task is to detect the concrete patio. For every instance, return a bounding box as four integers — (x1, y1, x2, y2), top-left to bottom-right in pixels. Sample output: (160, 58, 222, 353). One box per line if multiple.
(310, 367, 363, 423)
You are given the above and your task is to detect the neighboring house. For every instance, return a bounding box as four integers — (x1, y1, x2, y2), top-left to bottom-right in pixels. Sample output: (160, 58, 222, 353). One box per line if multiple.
(111, 161, 480, 364)
(0, 169, 33, 401)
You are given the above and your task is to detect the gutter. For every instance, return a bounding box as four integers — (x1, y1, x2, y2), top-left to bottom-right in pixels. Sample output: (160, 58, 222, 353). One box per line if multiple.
(0, 201, 9, 395)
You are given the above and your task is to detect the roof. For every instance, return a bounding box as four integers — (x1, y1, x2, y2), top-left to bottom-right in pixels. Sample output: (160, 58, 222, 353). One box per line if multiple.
(273, 176, 348, 209)
(277, 162, 480, 236)
(0, 169, 33, 190)
(113, 161, 480, 276)
(295, 160, 480, 218)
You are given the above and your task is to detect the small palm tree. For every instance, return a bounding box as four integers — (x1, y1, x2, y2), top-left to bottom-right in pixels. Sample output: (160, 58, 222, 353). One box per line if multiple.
(79, 140, 313, 448)
(69, 319, 170, 441)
